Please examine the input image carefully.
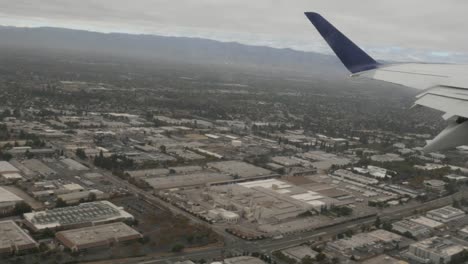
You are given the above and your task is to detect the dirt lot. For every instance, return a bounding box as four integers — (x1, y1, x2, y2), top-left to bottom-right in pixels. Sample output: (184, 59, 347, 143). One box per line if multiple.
(111, 196, 221, 252)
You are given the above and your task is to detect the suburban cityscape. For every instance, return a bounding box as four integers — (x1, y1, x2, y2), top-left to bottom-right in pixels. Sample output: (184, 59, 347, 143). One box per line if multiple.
(0, 43, 467, 264)
(0, 3, 468, 264)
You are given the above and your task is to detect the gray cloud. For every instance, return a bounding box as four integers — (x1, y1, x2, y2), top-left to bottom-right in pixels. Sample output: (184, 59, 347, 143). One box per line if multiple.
(0, 0, 467, 62)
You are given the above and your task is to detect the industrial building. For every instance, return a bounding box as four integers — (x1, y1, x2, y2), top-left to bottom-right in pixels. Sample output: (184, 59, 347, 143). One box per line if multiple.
(361, 254, 408, 264)
(423, 180, 446, 193)
(145, 172, 231, 190)
(0, 161, 22, 183)
(406, 236, 465, 264)
(61, 158, 89, 171)
(332, 169, 379, 185)
(392, 219, 431, 239)
(56, 222, 142, 252)
(0, 161, 20, 174)
(426, 206, 465, 223)
(458, 226, 468, 238)
(370, 153, 404, 163)
(222, 256, 267, 264)
(24, 201, 134, 232)
(0, 220, 38, 255)
(207, 208, 240, 223)
(57, 189, 107, 205)
(444, 174, 468, 182)
(409, 216, 445, 230)
(207, 160, 272, 179)
(0, 186, 24, 215)
(281, 245, 318, 262)
(328, 230, 401, 256)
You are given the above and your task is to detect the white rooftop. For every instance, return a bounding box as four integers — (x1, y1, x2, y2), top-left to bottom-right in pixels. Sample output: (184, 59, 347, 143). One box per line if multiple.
(0, 161, 19, 173)
(0, 186, 23, 203)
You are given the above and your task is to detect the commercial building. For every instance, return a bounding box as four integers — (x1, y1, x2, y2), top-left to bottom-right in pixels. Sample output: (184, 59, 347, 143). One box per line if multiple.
(57, 189, 107, 205)
(207, 208, 240, 223)
(423, 180, 446, 193)
(426, 206, 465, 223)
(370, 153, 404, 163)
(145, 172, 231, 190)
(0, 220, 38, 254)
(444, 174, 468, 182)
(281, 245, 318, 262)
(0, 186, 24, 215)
(328, 230, 401, 254)
(207, 160, 272, 179)
(362, 254, 408, 264)
(458, 226, 468, 238)
(0, 161, 22, 183)
(406, 236, 465, 264)
(410, 217, 445, 230)
(392, 219, 431, 239)
(223, 256, 266, 264)
(0, 161, 20, 174)
(24, 201, 134, 232)
(56, 222, 142, 252)
(332, 169, 379, 185)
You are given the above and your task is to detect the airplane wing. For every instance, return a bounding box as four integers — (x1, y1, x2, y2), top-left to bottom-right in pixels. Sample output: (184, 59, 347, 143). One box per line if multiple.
(305, 12, 468, 152)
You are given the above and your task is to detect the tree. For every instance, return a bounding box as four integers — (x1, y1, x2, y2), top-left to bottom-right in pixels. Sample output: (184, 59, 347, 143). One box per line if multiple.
(171, 244, 185, 253)
(160, 145, 167, 153)
(88, 192, 97, 202)
(43, 228, 55, 238)
(38, 242, 49, 252)
(55, 198, 67, 208)
(315, 252, 327, 262)
(374, 216, 382, 228)
(345, 229, 354, 237)
(382, 222, 393, 231)
(75, 148, 87, 160)
(25, 150, 34, 159)
(13, 202, 32, 215)
(301, 255, 314, 264)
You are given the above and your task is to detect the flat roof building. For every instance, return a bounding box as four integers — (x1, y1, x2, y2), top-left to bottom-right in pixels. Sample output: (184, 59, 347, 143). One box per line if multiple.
(145, 172, 231, 190)
(392, 219, 431, 239)
(0, 186, 24, 215)
(410, 216, 445, 230)
(444, 174, 468, 182)
(426, 206, 465, 223)
(406, 236, 465, 264)
(362, 254, 408, 264)
(0, 220, 38, 255)
(56, 222, 142, 252)
(207, 160, 272, 179)
(281, 245, 318, 262)
(423, 180, 446, 193)
(24, 201, 134, 232)
(223, 256, 266, 264)
(0, 161, 20, 174)
(57, 189, 107, 205)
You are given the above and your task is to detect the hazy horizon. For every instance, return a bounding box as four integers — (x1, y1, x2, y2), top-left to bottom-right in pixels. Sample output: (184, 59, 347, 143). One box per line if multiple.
(1, 0, 468, 63)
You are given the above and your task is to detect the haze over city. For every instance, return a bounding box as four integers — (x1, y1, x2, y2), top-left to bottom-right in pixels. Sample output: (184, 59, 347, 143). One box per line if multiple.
(1, 0, 468, 62)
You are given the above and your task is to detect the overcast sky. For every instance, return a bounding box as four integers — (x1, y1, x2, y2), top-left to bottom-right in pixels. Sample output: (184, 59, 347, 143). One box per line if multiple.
(0, 0, 467, 62)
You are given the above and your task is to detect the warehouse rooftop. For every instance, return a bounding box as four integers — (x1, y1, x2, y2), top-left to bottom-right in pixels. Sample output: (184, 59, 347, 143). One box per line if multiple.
(24, 201, 133, 231)
(0, 186, 23, 204)
(0, 220, 38, 253)
(56, 222, 142, 251)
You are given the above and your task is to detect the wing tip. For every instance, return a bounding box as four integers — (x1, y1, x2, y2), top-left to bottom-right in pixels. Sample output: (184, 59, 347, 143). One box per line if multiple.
(304, 11, 379, 74)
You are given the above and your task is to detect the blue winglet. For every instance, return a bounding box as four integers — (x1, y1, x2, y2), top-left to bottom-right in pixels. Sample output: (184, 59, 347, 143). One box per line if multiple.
(305, 12, 379, 73)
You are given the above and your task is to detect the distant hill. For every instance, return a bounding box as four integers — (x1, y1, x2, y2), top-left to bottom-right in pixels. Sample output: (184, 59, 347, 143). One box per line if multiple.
(0, 26, 345, 75)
